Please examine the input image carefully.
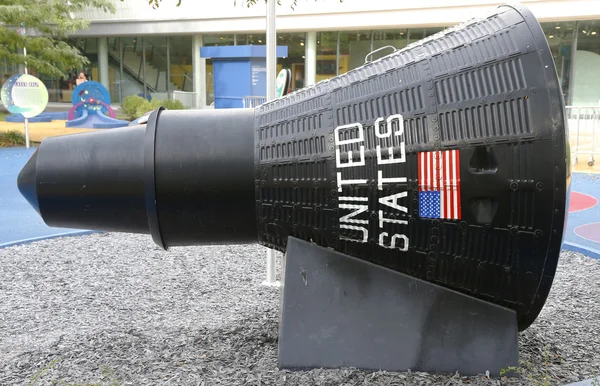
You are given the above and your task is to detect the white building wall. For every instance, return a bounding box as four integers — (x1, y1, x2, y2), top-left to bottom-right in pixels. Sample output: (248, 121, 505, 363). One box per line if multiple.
(74, 0, 600, 36)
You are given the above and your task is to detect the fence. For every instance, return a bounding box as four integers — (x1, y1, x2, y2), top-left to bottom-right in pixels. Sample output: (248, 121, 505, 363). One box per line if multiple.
(242, 96, 267, 108)
(567, 106, 600, 167)
(173, 90, 197, 109)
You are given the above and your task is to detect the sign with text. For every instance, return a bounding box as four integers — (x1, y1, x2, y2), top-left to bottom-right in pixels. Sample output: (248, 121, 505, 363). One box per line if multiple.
(1, 74, 49, 118)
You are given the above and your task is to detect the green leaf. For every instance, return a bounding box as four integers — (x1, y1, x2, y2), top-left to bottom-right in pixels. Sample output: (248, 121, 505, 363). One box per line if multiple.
(0, 0, 116, 78)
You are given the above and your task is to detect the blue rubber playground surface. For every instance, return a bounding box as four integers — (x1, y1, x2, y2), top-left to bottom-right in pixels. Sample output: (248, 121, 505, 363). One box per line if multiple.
(0, 146, 599, 260)
(0, 147, 94, 248)
(564, 173, 600, 259)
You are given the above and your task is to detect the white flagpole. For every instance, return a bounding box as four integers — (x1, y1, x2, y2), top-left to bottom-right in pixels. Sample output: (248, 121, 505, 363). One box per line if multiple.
(263, 0, 280, 287)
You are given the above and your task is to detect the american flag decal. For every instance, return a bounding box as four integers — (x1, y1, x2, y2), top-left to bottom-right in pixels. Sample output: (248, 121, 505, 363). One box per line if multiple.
(418, 150, 462, 220)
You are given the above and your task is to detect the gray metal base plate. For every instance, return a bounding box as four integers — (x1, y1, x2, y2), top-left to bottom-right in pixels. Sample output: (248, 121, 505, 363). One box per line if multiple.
(278, 237, 519, 376)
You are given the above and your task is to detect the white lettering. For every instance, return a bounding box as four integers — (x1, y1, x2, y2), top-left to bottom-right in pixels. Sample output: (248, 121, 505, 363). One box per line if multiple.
(379, 192, 409, 213)
(378, 210, 408, 228)
(336, 146, 366, 168)
(374, 114, 404, 138)
(334, 115, 411, 250)
(379, 232, 409, 251)
(339, 203, 369, 224)
(378, 170, 407, 190)
(337, 172, 367, 192)
(340, 224, 369, 243)
(376, 143, 406, 164)
(334, 122, 364, 146)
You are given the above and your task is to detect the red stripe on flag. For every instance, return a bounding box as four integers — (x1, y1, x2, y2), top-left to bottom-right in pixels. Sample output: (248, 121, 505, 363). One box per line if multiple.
(453, 150, 458, 219)
(427, 151, 431, 191)
(444, 150, 450, 219)
(438, 151, 444, 219)
(455, 149, 462, 220)
(418, 152, 423, 191)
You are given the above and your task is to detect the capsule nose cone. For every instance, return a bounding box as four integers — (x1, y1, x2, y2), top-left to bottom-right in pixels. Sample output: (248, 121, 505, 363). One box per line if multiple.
(17, 149, 40, 215)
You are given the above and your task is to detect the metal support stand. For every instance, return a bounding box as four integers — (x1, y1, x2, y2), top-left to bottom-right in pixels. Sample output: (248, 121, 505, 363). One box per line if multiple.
(278, 237, 519, 376)
(262, 248, 280, 287)
(262, 0, 280, 288)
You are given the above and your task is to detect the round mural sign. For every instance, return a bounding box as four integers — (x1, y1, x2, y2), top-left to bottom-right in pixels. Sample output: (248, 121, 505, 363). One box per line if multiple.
(1, 74, 49, 118)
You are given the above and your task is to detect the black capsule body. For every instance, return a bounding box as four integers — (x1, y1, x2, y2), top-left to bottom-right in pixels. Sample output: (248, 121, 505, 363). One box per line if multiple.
(18, 4, 569, 332)
(251, 4, 569, 331)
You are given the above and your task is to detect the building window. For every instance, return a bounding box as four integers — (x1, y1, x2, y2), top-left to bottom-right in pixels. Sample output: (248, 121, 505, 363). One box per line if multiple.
(279, 33, 306, 91)
(573, 20, 600, 106)
(541, 21, 577, 105)
(371, 29, 409, 59)
(316, 32, 337, 84)
(339, 31, 372, 73)
(168, 36, 193, 94)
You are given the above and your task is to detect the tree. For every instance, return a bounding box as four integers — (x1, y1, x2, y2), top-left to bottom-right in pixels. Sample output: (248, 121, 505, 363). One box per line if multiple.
(0, 0, 117, 79)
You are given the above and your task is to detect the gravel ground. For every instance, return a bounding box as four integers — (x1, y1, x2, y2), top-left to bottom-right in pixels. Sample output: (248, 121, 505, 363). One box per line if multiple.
(0, 232, 599, 386)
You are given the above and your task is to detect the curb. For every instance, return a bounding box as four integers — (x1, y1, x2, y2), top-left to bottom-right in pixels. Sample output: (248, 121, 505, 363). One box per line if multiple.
(563, 241, 600, 260)
(0, 230, 98, 249)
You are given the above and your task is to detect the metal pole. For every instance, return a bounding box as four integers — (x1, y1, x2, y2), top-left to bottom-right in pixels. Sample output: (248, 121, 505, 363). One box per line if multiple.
(266, 0, 276, 101)
(24, 45, 29, 149)
(263, 0, 279, 287)
(20, 24, 30, 149)
(142, 37, 147, 99)
(336, 32, 340, 76)
(166, 37, 171, 99)
(119, 38, 124, 103)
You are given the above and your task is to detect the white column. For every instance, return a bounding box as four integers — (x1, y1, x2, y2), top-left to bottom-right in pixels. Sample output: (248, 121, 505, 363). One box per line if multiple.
(98, 37, 109, 91)
(305, 31, 317, 87)
(192, 34, 206, 109)
(263, 0, 280, 287)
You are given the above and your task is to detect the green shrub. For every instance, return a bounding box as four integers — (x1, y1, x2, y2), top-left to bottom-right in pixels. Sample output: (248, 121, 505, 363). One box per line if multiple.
(0, 130, 26, 147)
(120, 95, 187, 120)
(120, 95, 147, 120)
(162, 99, 185, 110)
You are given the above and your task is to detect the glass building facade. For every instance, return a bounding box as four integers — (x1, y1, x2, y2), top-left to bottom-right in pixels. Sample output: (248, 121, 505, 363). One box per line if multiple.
(4, 20, 599, 107)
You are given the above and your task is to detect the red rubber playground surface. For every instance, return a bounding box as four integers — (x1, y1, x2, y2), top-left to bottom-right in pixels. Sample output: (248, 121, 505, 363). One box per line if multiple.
(0, 147, 599, 260)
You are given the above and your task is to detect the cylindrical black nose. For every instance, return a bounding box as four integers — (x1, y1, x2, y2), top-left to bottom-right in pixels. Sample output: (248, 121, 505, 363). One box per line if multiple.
(16, 107, 258, 248)
(17, 149, 41, 216)
(19, 124, 150, 234)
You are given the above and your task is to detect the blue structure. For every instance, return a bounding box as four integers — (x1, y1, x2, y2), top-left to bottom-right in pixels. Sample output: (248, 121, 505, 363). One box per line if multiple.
(5, 111, 68, 123)
(200, 45, 288, 109)
(66, 81, 129, 129)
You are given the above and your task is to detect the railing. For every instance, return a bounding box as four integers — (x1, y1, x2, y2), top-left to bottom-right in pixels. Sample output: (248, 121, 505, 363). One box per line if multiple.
(107, 50, 157, 94)
(567, 106, 600, 167)
(173, 90, 197, 109)
(108, 41, 194, 96)
(242, 96, 267, 108)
